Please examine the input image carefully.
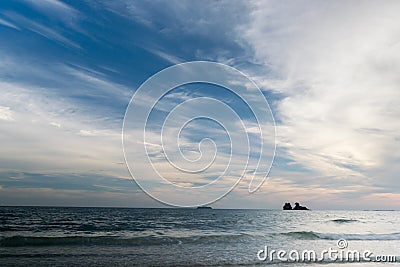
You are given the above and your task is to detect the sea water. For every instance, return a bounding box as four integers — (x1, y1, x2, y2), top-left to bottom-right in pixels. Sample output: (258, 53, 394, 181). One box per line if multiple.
(0, 206, 399, 266)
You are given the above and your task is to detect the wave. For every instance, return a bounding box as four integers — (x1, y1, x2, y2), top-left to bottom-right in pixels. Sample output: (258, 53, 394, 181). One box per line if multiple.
(3, 231, 400, 247)
(316, 232, 400, 240)
(330, 219, 359, 223)
(0, 233, 251, 247)
(281, 231, 400, 240)
(281, 231, 320, 240)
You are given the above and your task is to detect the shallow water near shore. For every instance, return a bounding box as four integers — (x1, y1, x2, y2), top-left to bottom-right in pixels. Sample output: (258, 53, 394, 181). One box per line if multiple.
(1, 206, 399, 266)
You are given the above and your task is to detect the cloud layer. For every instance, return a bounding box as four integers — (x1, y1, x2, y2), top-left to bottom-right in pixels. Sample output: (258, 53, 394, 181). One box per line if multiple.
(242, 1, 400, 195)
(1, 0, 399, 209)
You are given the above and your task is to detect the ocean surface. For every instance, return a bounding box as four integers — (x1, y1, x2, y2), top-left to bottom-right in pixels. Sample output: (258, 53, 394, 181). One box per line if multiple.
(0, 207, 399, 266)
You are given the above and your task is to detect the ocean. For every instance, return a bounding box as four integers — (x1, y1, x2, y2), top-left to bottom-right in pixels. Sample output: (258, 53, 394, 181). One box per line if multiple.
(0, 206, 399, 266)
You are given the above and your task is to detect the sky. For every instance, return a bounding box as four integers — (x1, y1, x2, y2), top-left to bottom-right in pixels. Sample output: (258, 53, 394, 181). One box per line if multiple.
(0, 0, 400, 209)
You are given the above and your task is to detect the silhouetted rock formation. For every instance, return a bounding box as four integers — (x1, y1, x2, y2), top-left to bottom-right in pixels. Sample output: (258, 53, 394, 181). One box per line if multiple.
(293, 202, 309, 210)
(283, 203, 292, 210)
(283, 202, 309, 210)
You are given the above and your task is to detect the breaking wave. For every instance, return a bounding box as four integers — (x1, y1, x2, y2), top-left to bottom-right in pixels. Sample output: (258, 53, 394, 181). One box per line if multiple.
(282, 231, 400, 240)
(330, 219, 360, 223)
(0, 233, 252, 247)
(4, 231, 400, 247)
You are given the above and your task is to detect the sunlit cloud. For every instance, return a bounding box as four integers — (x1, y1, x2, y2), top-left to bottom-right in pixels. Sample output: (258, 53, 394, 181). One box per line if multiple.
(241, 0, 400, 195)
(0, 0, 399, 209)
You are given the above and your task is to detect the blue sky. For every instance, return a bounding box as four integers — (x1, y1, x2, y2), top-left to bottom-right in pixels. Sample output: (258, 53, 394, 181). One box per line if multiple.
(1, 0, 400, 209)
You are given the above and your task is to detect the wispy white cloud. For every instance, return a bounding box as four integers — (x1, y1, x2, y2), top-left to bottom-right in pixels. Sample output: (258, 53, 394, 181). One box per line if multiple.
(1, 11, 81, 49)
(0, 18, 20, 30)
(61, 64, 133, 100)
(21, 0, 80, 26)
(241, 1, 400, 189)
(0, 106, 14, 121)
(50, 122, 61, 128)
(23, 0, 77, 14)
(0, 71, 128, 178)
